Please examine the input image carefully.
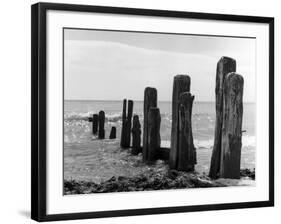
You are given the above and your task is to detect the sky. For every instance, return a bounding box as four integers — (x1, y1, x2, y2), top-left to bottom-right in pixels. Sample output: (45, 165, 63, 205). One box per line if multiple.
(64, 29, 256, 102)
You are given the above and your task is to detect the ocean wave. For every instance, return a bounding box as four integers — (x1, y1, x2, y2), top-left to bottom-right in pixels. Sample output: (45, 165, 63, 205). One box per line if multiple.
(64, 112, 123, 122)
(64, 111, 215, 124)
(161, 139, 214, 149)
(194, 139, 214, 149)
(105, 113, 123, 122)
(64, 113, 171, 123)
(161, 135, 255, 149)
(242, 135, 256, 147)
(64, 112, 90, 121)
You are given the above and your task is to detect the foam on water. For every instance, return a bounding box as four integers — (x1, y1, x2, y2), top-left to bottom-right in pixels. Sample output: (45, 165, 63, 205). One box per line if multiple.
(65, 112, 123, 122)
(161, 135, 255, 150)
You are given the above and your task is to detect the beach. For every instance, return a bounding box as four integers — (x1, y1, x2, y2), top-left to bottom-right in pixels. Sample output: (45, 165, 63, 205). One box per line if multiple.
(64, 100, 256, 193)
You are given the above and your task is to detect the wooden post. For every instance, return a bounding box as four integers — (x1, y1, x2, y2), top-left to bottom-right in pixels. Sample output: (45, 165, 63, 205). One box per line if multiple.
(120, 99, 127, 147)
(143, 87, 157, 161)
(92, 114, 99, 135)
(220, 72, 243, 179)
(109, 127, 116, 139)
(131, 115, 141, 155)
(169, 75, 190, 169)
(147, 107, 161, 161)
(124, 100, 133, 148)
(209, 56, 236, 178)
(98, 111, 105, 139)
(177, 92, 196, 171)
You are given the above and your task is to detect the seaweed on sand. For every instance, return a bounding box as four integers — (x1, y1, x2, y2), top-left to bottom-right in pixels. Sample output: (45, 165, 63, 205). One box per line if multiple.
(64, 170, 225, 195)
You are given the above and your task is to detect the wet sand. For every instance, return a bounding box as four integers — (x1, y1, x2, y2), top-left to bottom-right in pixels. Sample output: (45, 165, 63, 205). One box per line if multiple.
(64, 139, 255, 194)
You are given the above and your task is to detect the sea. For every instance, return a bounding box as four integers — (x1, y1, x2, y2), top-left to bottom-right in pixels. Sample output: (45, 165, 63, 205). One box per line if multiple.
(64, 100, 256, 183)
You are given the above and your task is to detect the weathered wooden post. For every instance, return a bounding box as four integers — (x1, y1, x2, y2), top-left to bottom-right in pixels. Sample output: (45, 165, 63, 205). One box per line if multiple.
(177, 92, 196, 171)
(147, 107, 161, 161)
(209, 56, 236, 178)
(92, 114, 99, 135)
(143, 87, 157, 161)
(98, 111, 105, 139)
(109, 127, 116, 139)
(131, 115, 141, 155)
(120, 99, 134, 148)
(120, 99, 127, 147)
(169, 75, 190, 169)
(220, 72, 244, 179)
(124, 100, 133, 148)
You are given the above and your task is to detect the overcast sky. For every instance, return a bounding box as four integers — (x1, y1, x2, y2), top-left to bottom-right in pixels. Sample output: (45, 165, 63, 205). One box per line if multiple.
(64, 29, 256, 102)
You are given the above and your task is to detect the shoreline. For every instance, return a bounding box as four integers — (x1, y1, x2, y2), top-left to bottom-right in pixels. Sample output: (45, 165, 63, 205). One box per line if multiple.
(64, 141, 255, 183)
(64, 168, 255, 195)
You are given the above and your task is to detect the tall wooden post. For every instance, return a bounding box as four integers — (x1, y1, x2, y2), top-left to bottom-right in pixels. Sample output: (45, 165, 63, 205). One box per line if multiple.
(147, 107, 161, 162)
(92, 114, 99, 135)
(124, 100, 133, 148)
(209, 56, 236, 179)
(131, 115, 141, 155)
(143, 87, 157, 161)
(120, 99, 134, 148)
(169, 75, 190, 169)
(120, 99, 127, 147)
(98, 111, 105, 139)
(177, 92, 196, 171)
(220, 72, 244, 179)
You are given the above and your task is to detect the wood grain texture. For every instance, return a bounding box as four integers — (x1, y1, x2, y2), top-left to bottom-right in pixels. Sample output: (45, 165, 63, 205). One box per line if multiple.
(124, 100, 133, 148)
(209, 57, 236, 178)
(132, 115, 141, 155)
(220, 72, 244, 179)
(178, 92, 196, 171)
(169, 75, 190, 169)
(98, 111, 105, 139)
(143, 87, 157, 161)
(147, 107, 161, 162)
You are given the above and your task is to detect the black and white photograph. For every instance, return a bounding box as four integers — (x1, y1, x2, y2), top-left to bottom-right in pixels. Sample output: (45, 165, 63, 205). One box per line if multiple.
(0, 0, 277, 223)
(29, 2, 274, 222)
(63, 28, 256, 195)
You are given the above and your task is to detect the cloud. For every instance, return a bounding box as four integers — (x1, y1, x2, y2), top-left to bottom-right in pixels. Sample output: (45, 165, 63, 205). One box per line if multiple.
(64, 40, 255, 102)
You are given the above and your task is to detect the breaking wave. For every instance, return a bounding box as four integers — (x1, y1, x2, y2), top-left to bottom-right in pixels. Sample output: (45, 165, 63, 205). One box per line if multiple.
(64, 112, 123, 122)
(161, 135, 255, 149)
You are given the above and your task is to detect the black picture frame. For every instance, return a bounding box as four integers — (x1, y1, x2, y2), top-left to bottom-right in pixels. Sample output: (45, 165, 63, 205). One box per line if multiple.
(31, 2, 274, 222)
